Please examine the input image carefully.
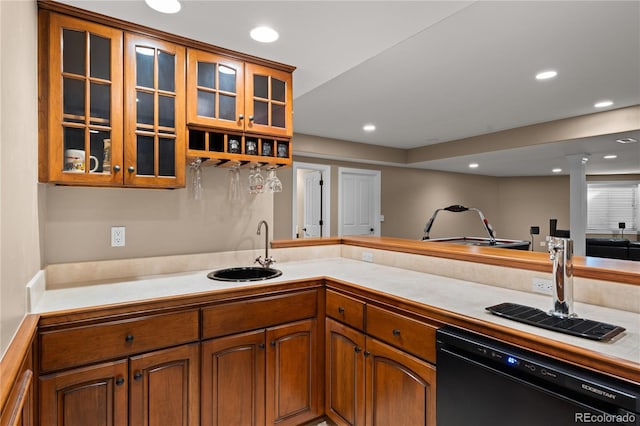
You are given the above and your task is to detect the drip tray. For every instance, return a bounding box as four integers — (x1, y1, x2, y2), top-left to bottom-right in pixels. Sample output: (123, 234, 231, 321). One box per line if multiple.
(486, 303, 626, 341)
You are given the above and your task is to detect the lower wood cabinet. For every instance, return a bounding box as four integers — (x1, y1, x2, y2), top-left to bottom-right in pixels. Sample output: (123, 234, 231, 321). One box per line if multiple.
(39, 343, 199, 426)
(201, 319, 321, 426)
(326, 318, 436, 426)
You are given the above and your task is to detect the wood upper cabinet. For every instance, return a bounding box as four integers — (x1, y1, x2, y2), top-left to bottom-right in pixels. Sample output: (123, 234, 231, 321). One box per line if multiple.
(124, 34, 186, 188)
(39, 11, 124, 186)
(39, 359, 128, 426)
(186, 49, 245, 131)
(244, 63, 293, 138)
(39, 12, 186, 188)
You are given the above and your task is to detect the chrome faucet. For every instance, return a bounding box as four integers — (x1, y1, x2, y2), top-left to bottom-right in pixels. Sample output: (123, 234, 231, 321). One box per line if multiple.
(547, 237, 576, 318)
(255, 220, 275, 268)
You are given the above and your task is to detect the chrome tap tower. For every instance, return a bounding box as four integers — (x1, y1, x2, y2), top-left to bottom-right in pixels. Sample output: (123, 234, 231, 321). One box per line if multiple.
(547, 237, 576, 318)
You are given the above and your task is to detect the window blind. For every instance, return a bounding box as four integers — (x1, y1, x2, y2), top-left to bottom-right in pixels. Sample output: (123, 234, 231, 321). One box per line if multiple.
(587, 183, 639, 231)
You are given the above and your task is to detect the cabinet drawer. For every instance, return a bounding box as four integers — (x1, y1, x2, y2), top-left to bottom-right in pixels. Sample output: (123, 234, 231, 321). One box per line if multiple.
(40, 309, 199, 373)
(201, 290, 317, 339)
(365, 305, 436, 363)
(326, 290, 365, 331)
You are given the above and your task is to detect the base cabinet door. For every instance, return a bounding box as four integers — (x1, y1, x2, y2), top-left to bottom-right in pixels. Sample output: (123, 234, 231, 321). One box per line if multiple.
(39, 359, 128, 426)
(325, 318, 366, 426)
(365, 337, 436, 426)
(266, 319, 320, 426)
(129, 343, 200, 426)
(201, 330, 266, 426)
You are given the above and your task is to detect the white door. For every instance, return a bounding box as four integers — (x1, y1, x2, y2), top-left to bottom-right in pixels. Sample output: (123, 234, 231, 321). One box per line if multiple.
(339, 168, 381, 236)
(302, 170, 322, 237)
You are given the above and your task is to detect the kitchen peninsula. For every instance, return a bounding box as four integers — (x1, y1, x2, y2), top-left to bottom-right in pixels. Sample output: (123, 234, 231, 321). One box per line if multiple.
(2, 236, 639, 425)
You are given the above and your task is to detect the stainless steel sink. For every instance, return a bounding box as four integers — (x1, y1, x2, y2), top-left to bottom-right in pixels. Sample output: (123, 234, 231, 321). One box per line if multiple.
(207, 266, 282, 282)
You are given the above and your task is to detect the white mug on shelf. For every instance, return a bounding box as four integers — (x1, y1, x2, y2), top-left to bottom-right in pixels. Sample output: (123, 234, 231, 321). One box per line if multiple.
(64, 149, 99, 173)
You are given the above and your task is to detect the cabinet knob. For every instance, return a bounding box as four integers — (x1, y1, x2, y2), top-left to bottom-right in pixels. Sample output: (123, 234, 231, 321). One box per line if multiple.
(113, 165, 121, 172)
(239, 114, 244, 120)
(364, 351, 371, 357)
(125, 334, 134, 343)
(115, 377, 125, 386)
(270, 340, 276, 347)
(354, 346, 362, 353)
(259, 343, 265, 349)
(133, 371, 142, 381)
(338, 307, 345, 314)
(392, 329, 401, 336)
(249, 115, 254, 122)
(127, 166, 135, 173)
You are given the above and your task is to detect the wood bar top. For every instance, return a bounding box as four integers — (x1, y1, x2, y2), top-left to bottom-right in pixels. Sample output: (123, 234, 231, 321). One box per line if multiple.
(272, 236, 640, 286)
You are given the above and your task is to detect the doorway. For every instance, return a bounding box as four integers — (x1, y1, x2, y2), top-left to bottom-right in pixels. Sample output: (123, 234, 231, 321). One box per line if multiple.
(338, 167, 381, 236)
(292, 162, 331, 238)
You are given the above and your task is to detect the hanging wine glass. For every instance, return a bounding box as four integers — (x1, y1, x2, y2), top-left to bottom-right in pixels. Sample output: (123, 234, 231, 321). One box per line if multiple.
(190, 159, 203, 200)
(266, 168, 282, 193)
(248, 166, 257, 194)
(227, 165, 240, 201)
(254, 165, 265, 194)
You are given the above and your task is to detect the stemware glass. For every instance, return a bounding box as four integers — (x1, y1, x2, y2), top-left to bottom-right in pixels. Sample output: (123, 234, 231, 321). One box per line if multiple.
(227, 165, 240, 200)
(190, 159, 203, 200)
(266, 168, 282, 193)
(254, 165, 265, 193)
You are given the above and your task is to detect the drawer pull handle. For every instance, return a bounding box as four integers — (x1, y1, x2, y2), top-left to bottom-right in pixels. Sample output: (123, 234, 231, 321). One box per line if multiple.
(115, 377, 125, 386)
(338, 307, 345, 314)
(392, 329, 401, 336)
(133, 371, 142, 381)
(354, 346, 362, 353)
(125, 334, 134, 343)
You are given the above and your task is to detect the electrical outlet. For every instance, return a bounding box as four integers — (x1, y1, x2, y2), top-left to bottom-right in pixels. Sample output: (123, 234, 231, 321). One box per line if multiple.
(532, 277, 553, 295)
(361, 252, 374, 262)
(111, 226, 125, 247)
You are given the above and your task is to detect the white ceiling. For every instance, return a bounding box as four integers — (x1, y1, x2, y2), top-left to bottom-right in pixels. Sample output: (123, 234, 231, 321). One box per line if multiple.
(61, 0, 640, 176)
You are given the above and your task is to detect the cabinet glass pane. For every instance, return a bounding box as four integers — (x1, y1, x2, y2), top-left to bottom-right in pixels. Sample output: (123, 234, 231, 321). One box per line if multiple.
(197, 62, 215, 89)
(197, 90, 215, 118)
(89, 34, 110, 80)
(62, 29, 85, 75)
(63, 77, 85, 120)
(189, 129, 205, 151)
(90, 130, 111, 173)
(219, 66, 236, 93)
(63, 126, 85, 151)
(136, 135, 155, 175)
(158, 95, 175, 128)
(272, 104, 285, 128)
(136, 91, 154, 125)
(136, 47, 155, 89)
(90, 82, 110, 123)
(272, 78, 285, 102)
(219, 94, 236, 121)
(158, 138, 175, 177)
(253, 100, 268, 125)
(254, 75, 268, 99)
(157, 51, 175, 92)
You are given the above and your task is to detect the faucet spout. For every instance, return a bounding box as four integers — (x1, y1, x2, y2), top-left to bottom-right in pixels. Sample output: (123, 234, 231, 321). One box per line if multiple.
(256, 220, 275, 268)
(547, 237, 576, 318)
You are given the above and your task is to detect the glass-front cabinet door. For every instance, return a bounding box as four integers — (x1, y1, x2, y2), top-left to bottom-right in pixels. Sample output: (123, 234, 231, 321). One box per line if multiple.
(245, 63, 293, 137)
(124, 34, 185, 188)
(186, 49, 244, 131)
(43, 13, 123, 185)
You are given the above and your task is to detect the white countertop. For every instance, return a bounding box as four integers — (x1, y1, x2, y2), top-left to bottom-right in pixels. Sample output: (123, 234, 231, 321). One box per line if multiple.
(32, 257, 640, 365)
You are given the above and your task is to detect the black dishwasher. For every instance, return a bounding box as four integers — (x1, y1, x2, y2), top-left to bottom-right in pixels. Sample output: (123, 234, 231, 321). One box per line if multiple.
(436, 326, 639, 426)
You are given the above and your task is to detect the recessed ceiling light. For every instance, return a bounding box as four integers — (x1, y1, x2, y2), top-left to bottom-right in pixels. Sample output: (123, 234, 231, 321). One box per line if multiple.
(250, 26, 279, 43)
(535, 70, 557, 80)
(603, 154, 618, 159)
(616, 137, 637, 144)
(552, 168, 562, 173)
(468, 163, 479, 169)
(363, 124, 376, 132)
(594, 100, 613, 108)
(145, 0, 181, 14)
